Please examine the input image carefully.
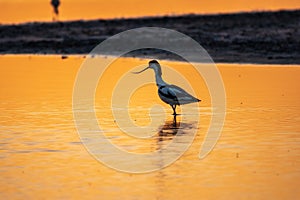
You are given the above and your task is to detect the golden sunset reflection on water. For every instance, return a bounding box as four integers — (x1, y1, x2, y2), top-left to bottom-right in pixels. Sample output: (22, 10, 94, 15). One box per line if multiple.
(0, 55, 299, 199)
(0, 0, 299, 24)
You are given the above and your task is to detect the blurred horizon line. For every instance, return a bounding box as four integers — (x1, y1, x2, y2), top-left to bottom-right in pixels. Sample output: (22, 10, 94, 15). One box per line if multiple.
(1, 8, 299, 26)
(1, 0, 300, 25)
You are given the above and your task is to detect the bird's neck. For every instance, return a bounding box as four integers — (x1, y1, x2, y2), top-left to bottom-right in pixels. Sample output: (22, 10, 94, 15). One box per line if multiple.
(155, 73, 167, 87)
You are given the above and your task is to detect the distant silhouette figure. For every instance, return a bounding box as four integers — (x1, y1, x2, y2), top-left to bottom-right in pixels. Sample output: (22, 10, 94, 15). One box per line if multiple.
(51, 0, 60, 21)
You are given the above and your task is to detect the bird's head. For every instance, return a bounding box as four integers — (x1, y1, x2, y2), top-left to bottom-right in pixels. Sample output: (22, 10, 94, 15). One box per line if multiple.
(132, 60, 162, 76)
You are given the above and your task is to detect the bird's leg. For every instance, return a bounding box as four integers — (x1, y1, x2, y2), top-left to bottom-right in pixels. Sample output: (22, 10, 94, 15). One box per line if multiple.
(171, 105, 177, 116)
(172, 114, 177, 127)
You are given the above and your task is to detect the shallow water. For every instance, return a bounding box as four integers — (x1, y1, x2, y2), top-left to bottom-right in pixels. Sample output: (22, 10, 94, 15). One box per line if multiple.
(0, 55, 300, 199)
(1, 0, 299, 24)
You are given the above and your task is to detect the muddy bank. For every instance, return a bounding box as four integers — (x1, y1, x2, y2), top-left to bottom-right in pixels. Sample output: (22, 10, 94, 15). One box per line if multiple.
(0, 10, 299, 64)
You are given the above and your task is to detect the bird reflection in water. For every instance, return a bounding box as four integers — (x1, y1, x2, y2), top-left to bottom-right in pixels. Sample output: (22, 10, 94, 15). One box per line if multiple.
(158, 115, 195, 138)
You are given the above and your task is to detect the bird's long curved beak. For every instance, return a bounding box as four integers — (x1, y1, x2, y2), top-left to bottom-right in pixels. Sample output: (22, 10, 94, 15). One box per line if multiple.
(132, 66, 150, 74)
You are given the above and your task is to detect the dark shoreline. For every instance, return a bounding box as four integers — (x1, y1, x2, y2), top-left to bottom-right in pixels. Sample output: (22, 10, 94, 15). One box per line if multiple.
(0, 10, 299, 64)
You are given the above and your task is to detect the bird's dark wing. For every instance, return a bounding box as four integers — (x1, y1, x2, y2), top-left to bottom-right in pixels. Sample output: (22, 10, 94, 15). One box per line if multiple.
(168, 85, 191, 98)
(158, 85, 178, 101)
(168, 85, 200, 103)
(158, 84, 200, 105)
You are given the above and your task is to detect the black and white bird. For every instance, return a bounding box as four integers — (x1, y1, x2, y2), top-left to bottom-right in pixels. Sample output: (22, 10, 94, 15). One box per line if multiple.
(133, 60, 201, 115)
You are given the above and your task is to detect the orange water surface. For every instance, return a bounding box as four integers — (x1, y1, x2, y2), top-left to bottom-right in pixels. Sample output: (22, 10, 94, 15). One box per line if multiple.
(0, 0, 300, 24)
(0, 55, 300, 199)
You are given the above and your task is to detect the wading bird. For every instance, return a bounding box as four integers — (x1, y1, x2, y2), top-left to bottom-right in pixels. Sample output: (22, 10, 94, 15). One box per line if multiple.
(51, 0, 60, 21)
(133, 60, 201, 115)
